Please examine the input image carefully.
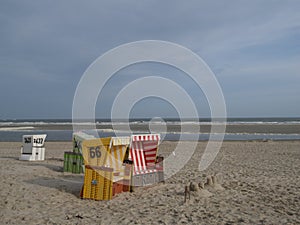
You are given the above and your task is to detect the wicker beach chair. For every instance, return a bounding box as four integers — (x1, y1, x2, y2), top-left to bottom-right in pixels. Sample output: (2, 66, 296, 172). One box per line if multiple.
(129, 134, 164, 187)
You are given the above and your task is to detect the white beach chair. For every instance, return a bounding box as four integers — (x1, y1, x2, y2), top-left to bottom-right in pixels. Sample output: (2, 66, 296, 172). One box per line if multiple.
(19, 134, 47, 161)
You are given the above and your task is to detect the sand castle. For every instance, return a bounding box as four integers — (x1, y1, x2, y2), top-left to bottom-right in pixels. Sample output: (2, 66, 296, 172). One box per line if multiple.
(184, 174, 225, 202)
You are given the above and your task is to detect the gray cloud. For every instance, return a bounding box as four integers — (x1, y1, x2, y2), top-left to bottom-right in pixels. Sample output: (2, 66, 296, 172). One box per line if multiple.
(0, 0, 299, 118)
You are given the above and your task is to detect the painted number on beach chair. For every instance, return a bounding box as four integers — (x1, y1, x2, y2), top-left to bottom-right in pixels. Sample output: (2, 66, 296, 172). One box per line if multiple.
(24, 137, 32, 143)
(89, 146, 101, 158)
(33, 138, 43, 144)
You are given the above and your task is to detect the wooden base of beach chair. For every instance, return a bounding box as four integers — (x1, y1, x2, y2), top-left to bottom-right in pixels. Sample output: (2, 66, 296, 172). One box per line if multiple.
(157, 171, 164, 183)
(19, 147, 45, 161)
(63, 152, 84, 174)
(132, 172, 159, 187)
(112, 179, 124, 196)
(81, 165, 113, 201)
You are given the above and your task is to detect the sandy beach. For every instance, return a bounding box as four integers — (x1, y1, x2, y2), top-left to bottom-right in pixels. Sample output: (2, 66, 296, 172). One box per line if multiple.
(0, 140, 299, 224)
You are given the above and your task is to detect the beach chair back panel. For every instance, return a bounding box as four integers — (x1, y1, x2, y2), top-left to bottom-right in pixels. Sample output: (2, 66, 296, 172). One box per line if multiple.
(32, 134, 47, 147)
(82, 137, 111, 166)
(22, 135, 33, 154)
(130, 142, 147, 174)
(73, 132, 97, 154)
(22, 134, 46, 154)
(143, 140, 159, 167)
(129, 134, 160, 175)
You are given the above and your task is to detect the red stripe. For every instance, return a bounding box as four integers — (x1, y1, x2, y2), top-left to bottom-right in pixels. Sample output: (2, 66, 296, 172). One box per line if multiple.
(131, 134, 160, 142)
(137, 149, 142, 172)
(144, 152, 156, 156)
(131, 143, 147, 173)
(144, 146, 156, 149)
(144, 149, 157, 153)
(143, 141, 157, 145)
(136, 143, 142, 172)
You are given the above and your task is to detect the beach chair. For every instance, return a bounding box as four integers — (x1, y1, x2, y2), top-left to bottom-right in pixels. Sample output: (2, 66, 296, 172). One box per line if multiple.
(19, 134, 47, 161)
(80, 137, 115, 200)
(129, 134, 163, 187)
(63, 132, 97, 174)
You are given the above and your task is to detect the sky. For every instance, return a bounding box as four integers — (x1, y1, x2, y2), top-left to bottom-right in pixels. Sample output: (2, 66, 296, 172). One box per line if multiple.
(0, 0, 299, 119)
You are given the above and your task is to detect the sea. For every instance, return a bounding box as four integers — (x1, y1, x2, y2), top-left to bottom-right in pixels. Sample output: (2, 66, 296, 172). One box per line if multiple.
(0, 118, 300, 142)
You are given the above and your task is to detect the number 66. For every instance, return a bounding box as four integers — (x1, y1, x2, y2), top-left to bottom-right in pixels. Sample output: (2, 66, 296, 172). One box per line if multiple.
(89, 146, 101, 158)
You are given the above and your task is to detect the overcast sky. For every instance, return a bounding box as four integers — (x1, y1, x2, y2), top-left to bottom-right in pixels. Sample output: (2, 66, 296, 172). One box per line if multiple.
(1, 0, 299, 119)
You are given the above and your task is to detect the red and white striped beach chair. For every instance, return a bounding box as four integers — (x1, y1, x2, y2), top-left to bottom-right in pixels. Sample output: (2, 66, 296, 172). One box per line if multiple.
(129, 134, 163, 186)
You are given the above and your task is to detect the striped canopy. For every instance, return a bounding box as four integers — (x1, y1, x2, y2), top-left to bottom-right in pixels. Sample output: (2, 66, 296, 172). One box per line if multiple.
(106, 137, 130, 172)
(129, 134, 160, 175)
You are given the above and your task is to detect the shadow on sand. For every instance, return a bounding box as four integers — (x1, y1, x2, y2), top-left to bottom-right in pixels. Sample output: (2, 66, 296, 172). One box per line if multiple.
(25, 175, 83, 197)
(0, 156, 19, 160)
(24, 158, 83, 197)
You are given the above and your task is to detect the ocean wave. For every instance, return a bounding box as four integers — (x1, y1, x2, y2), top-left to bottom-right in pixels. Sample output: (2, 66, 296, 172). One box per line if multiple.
(1, 119, 300, 127)
(1, 129, 300, 141)
(0, 126, 35, 131)
(226, 121, 300, 125)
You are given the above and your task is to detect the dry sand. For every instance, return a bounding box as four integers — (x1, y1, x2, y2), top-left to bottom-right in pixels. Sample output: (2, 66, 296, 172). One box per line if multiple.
(0, 141, 299, 225)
